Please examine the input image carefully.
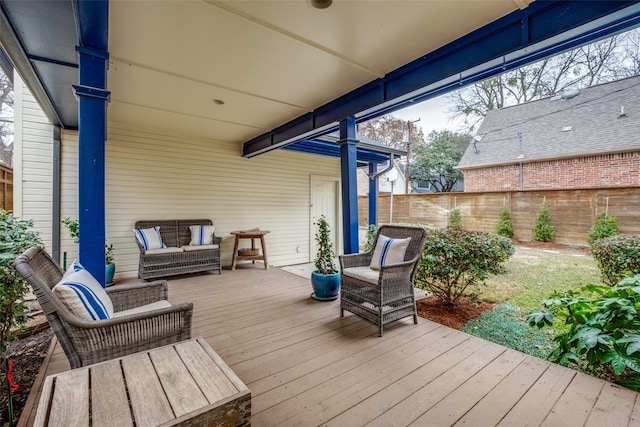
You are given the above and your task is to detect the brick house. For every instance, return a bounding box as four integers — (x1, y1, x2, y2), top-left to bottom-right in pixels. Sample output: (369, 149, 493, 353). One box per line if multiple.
(457, 75, 640, 192)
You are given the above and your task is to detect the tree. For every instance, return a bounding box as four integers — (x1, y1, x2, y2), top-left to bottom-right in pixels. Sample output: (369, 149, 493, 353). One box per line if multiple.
(409, 130, 469, 192)
(0, 69, 13, 166)
(357, 114, 425, 150)
(447, 29, 639, 132)
(496, 207, 514, 238)
(533, 200, 555, 242)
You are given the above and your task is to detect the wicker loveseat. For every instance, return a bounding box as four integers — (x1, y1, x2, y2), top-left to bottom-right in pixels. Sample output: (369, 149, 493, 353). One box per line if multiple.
(135, 219, 222, 280)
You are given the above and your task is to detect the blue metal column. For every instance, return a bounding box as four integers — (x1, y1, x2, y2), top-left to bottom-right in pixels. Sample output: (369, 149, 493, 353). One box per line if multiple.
(72, 0, 110, 286)
(339, 117, 359, 254)
(368, 163, 378, 226)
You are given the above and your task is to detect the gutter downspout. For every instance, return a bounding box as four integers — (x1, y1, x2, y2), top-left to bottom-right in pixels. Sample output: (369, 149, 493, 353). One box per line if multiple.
(52, 126, 61, 264)
(369, 155, 397, 223)
(368, 155, 397, 181)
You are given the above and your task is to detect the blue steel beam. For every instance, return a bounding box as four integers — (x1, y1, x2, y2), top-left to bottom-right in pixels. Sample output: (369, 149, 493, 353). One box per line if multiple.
(339, 117, 359, 255)
(243, 1, 640, 157)
(72, 0, 110, 286)
(368, 163, 378, 227)
(283, 139, 390, 164)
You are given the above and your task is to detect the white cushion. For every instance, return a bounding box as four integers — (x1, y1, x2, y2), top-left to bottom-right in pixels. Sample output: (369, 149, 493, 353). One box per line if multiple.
(342, 266, 380, 284)
(113, 300, 172, 317)
(53, 262, 114, 320)
(144, 247, 184, 255)
(134, 227, 166, 250)
(189, 225, 215, 246)
(370, 235, 411, 270)
(182, 244, 219, 251)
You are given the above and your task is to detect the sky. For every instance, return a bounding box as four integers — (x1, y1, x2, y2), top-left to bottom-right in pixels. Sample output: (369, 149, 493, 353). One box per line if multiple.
(393, 93, 468, 139)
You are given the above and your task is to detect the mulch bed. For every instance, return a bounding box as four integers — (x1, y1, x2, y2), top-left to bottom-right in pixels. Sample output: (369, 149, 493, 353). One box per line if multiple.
(416, 296, 495, 330)
(1, 322, 52, 427)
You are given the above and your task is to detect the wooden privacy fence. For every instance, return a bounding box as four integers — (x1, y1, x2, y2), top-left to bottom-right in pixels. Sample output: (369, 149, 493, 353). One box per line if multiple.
(0, 164, 12, 212)
(358, 187, 640, 247)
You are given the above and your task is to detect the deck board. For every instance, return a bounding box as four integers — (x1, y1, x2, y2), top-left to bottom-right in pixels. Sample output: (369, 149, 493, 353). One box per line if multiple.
(21, 266, 640, 427)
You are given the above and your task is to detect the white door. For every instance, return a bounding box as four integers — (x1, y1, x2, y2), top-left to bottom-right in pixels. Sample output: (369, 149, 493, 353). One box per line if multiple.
(310, 175, 339, 261)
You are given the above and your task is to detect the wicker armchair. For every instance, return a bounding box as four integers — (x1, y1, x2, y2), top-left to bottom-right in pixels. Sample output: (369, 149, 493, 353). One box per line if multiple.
(13, 246, 193, 369)
(339, 225, 428, 337)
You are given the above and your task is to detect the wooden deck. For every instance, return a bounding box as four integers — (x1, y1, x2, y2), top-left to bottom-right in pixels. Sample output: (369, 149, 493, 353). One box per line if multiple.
(21, 266, 640, 426)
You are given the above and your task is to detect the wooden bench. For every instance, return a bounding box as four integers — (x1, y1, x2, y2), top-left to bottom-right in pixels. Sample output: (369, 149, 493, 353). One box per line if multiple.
(35, 338, 251, 427)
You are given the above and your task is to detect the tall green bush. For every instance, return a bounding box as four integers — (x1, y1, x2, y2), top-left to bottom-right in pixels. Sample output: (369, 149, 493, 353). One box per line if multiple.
(414, 228, 514, 305)
(528, 275, 640, 390)
(588, 213, 619, 245)
(363, 224, 378, 252)
(496, 207, 514, 238)
(533, 200, 555, 242)
(448, 208, 462, 229)
(0, 210, 42, 352)
(591, 235, 640, 286)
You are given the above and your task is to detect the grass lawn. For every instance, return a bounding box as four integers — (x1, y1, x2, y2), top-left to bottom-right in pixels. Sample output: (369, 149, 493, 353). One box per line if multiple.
(461, 242, 603, 358)
(481, 244, 601, 312)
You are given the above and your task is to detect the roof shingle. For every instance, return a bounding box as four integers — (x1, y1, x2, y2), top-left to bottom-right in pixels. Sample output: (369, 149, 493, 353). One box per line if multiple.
(457, 75, 640, 169)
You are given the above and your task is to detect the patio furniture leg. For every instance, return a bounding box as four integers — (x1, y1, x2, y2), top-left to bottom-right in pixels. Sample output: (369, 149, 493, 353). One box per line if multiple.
(260, 235, 269, 269)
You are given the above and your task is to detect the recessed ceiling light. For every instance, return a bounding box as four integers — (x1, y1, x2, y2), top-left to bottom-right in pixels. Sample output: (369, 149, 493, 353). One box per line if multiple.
(309, 0, 332, 9)
(210, 99, 225, 105)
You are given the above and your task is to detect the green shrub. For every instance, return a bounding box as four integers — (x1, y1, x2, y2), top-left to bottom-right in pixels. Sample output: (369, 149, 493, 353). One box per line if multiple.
(496, 207, 514, 238)
(533, 200, 555, 242)
(415, 228, 514, 305)
(448, 208, 462, 229)
(0, 210, 42, 353)
(528, 275, 640, 390)
(363, 224, 378, 252)
(591, 235, 640, 286)
(588, 213, 619, 245)
(462, 304, 554, 359)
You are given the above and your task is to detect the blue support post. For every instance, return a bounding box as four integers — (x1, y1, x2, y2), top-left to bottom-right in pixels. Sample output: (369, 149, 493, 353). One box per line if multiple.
(72, 0, 110, 286)
(368, 163, 378, 226)
(339, 117, 359, 254)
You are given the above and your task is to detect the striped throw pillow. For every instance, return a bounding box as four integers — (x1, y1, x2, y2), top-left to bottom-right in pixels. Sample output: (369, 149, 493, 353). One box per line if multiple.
(53, 262, 114, 320)
(370, 235, 411, 270)
(134, 226, 166, 250)
(189, 225, 215, 246)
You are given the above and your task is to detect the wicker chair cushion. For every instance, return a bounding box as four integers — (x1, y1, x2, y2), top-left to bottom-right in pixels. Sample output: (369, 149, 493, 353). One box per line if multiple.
(370, 235, 411, 270)
(189, 225, 215, 245)
(134, 226, 166, 250)
(53, 262, 114, 320)
(113, 300, 172, 317)
(145, 247, 184, 255)
(342, 266, 380, 284)
(182, 244, 220, 251)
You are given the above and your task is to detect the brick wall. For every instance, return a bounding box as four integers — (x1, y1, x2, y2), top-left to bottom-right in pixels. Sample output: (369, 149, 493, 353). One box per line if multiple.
(463, 151, 640, 192)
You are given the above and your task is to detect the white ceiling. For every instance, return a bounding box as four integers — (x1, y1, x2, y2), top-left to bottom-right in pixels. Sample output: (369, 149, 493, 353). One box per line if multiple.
(106, 0, 531, 144)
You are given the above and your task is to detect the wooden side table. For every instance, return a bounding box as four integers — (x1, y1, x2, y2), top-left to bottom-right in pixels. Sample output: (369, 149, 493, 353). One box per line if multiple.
(231, 229, 270, 270)
(34, 337, 251, 427)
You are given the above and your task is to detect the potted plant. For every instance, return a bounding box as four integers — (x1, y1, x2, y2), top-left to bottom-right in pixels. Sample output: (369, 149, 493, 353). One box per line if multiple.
(310, 215, 340, 301)
(62, 218, 116, 286)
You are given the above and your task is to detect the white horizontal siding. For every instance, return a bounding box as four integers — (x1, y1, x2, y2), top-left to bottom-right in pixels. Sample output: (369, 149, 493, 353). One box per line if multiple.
(60, 124, 340, 280)
(13, 73, 54, 249)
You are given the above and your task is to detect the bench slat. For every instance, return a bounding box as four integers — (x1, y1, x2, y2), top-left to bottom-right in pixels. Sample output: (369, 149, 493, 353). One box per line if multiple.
(177, 339, 240, 402)
(49, 369, 89, 427)
(149, 344, 209, 417)
(121, 352, 174, 427)
(91, 359, 133, 427)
